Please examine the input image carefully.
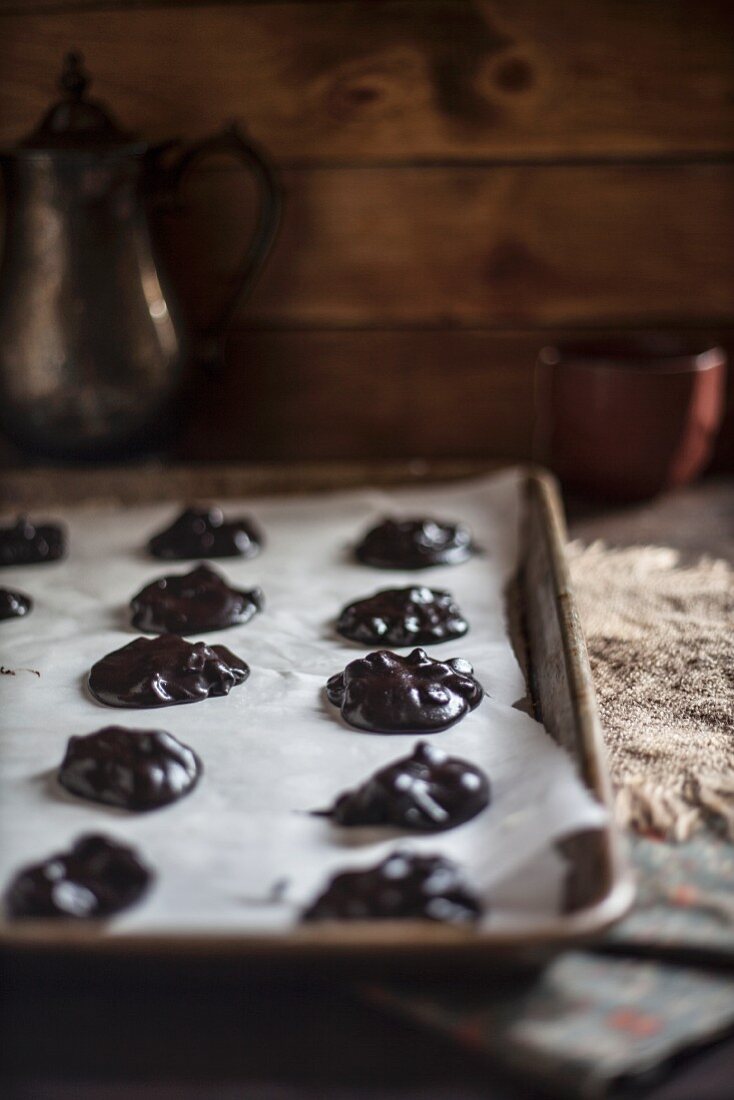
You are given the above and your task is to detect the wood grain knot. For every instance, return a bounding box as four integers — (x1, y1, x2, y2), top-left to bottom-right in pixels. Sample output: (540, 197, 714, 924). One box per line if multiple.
(482, 239, 547, 285)
(344, 84, 382, 105)
(492, 56, 535, 94)
(325, 57, 423, 122)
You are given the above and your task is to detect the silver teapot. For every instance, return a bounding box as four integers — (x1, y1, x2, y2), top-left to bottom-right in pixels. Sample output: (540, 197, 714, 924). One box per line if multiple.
(0, 53, 281, 460)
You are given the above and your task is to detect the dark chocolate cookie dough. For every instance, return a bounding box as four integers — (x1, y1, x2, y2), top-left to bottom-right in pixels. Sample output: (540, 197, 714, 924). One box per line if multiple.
(131, 564, 263, 634)
(320, 741, 489, 831)
(0, 517, 65, 566)
(88, 633, 249, 708)
(302, 850, 482, 924)
(0, 587, 32, 620)
(336, 586, 468, 647)
(326, 648, 483, 733)
(59, 726, 202, 811)
(355, 517, 474, 569)
(147, 506, 262, 561)
(4, 834, 152, 920)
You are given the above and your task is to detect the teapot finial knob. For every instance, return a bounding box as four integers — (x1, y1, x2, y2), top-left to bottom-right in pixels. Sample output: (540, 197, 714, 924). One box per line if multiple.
(59, 51, 89, 101)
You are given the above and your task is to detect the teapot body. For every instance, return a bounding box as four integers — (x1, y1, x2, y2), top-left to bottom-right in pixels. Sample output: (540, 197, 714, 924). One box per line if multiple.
(0, 148, 187, 459)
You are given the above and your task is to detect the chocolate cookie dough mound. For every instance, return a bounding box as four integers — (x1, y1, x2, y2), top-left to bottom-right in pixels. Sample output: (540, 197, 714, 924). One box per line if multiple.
(355, 517, 474, 569)
(336, 586, 468, 647)
(59, 726, 202, 811)
(131, 564, 263, 634)
(0, 588, 32, 620)
(88, 634, 249, 708)
(5, 834, 152, 920)
(148, 506, 262, 561)
(302, 850, 482, 924)
(0, 517, 65, 566)
(326, 648, 483, 733)
(323, 741, 489, 831)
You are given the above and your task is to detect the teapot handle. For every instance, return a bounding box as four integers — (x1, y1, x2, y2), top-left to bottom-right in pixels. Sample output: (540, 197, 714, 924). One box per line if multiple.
(169, 122, 282, 368)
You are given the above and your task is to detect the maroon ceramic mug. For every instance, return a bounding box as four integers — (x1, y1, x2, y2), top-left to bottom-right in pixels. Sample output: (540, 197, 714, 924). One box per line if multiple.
(535, 338, 727, 501)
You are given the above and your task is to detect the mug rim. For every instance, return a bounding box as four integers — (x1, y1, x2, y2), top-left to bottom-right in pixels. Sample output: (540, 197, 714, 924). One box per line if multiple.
(538, 343, 726, 375)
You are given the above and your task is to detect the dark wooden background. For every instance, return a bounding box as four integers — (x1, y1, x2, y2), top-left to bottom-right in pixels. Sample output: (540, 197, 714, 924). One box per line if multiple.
(1, 0, 733, 464)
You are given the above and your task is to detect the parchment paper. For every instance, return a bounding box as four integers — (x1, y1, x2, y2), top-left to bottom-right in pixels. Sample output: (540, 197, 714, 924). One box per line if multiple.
(0, 469, 606, 934)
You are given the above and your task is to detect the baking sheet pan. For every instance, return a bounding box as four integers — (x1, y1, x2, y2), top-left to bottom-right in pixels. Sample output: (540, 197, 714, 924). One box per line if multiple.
(0, 464, 633, 963)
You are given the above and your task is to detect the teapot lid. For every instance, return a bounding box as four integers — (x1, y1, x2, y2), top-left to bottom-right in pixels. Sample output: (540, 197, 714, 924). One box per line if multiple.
(20, 52, 139, 150)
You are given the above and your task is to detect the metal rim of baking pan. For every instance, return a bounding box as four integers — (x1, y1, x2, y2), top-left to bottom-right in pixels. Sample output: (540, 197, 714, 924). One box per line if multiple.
(0, 461, 634, 963)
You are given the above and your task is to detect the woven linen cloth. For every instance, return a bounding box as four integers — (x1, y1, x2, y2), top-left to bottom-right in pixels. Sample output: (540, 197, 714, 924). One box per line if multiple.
(568, 542, 734, 841)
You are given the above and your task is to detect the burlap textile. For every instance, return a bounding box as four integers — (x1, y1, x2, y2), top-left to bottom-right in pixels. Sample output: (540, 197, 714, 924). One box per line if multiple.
(568, 541, 734, 841)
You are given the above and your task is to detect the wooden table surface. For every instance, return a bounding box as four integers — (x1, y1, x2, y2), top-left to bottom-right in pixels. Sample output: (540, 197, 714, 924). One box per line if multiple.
(2, 471, 734, 1100)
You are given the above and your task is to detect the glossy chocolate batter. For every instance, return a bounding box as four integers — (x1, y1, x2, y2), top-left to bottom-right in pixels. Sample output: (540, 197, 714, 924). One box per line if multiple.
(355, 517, 474, 569)
(147, 506, 262, 560)
(0, 587, 32, 620)
(336, 586, 468, 646)
(4, 834, 152, 919)
(302, 850, 482, 923)
(0, 517, 65, 566)
(88, 633, 250, 708)
(131, 563, 263, 634)
(321, 741, 490, 831)
(326, 648, 484, 733)
(58, 726, 202, 811)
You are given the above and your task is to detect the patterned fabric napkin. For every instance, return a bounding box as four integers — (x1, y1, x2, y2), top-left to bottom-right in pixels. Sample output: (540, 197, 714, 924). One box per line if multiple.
(367, 949, 734, 1100)
(368, 835, 734, 1099)
(367, 542, 734, 1097)
(610, 834, 734, 960)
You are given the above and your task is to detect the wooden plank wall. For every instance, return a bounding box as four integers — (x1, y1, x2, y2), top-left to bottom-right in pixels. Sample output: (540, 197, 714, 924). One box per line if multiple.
(1, 0, 733, 464)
